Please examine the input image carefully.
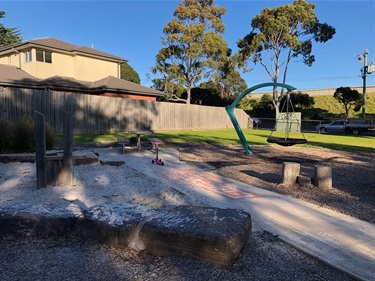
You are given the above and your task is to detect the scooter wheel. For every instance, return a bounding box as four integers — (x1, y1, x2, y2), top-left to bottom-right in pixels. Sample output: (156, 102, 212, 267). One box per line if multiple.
(161, 162, 164, 166)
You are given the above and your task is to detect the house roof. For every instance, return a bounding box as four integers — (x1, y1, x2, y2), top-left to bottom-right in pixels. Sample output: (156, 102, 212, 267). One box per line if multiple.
(0, 64, 164, 97)
(0, 64, 39, 87)
(91, 76, 163, 95)
(0, 37, 126, 62)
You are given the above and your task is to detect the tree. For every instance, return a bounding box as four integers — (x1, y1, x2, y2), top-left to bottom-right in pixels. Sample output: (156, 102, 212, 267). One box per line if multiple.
(211, 49, 247, 102)
(252, 94, 275, 118)
(237, 0, 335, 114)
(120, 62, 140, 84)
(0, 11, 22, 47)
(152, 74, 186, 102)
(181, 87, 220, 105)
(280, 91, 315, 110)
(333, 87, 362, 119)
(153, 0, 229, 104)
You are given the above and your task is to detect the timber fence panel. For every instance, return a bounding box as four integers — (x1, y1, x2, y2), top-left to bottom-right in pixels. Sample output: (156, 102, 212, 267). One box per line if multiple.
(1, 87, 250, 133)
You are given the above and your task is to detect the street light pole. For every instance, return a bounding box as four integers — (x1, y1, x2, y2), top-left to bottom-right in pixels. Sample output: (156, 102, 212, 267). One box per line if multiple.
(361, 49, 368, 119)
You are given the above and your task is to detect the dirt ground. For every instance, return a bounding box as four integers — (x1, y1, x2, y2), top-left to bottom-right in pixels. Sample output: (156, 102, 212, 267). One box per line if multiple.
(174, 143, 375, 224)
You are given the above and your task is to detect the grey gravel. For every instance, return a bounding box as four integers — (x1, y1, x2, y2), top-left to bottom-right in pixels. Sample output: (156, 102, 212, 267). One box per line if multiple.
(0, 232, 354, 281)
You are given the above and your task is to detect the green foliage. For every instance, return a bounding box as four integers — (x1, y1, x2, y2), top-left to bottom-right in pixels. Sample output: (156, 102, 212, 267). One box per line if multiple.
(211, 49, 248, 101)
(280, 91, 315, 110)
(0, 118, 13, 153)
(180, 87, 233, 106)
(236, 0, 335, 113)
(333, 87, 362, 119)
(153, 78, 186, 102)
(153, 0, 229, 104)
(120, 62, 141, 84)
(238, 97, 257, 112)
(12, 116, 35, 152)
(239, 92, 375, 120)
(45, 123, 56, 150)
(0, 11, 22, 47)
(252, 94, 275, 118)
(2, 116, 55, 153)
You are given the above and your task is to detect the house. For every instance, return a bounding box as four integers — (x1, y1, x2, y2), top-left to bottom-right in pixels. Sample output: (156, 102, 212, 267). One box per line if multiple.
(0, 37, 164, 101)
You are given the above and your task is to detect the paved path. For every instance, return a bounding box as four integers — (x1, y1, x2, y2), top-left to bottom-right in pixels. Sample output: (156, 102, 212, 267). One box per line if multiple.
(114, 148, 375, 281)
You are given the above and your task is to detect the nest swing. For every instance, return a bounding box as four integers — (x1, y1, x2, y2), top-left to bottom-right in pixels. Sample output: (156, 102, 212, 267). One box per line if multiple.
(267, 91, 307, 147)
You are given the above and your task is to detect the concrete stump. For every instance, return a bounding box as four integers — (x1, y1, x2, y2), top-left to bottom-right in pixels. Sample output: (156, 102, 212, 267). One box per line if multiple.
(297, 175, 312, 187)
(314, 165, 332, 189)
(282, 162, 300, 185)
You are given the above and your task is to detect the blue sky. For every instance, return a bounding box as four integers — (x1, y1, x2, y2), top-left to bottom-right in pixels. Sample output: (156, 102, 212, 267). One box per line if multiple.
(1, 0, 375, 92)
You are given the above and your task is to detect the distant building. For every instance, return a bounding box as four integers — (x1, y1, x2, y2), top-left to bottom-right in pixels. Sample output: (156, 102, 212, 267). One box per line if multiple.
(0, 37, 164, 101)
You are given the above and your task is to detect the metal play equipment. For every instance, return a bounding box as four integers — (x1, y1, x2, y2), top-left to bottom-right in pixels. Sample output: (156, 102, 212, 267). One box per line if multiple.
(267, 90, 308, 147)
(226, 82, 301, 154)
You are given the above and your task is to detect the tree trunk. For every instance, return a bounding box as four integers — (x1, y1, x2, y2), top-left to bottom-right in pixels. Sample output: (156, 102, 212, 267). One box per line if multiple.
(273, 85, 280, 114)
(187, 87, 191, 104)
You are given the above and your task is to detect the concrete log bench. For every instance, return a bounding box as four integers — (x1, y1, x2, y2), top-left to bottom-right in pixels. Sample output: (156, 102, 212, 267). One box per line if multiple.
(0, 202, 252, 267)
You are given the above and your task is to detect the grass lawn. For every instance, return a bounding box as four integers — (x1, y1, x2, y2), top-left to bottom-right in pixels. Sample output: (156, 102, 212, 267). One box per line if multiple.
(73, 129, 375, 154)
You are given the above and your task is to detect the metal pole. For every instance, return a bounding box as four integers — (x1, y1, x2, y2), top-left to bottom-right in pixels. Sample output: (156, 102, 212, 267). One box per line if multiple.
(362, 49, 368, 119)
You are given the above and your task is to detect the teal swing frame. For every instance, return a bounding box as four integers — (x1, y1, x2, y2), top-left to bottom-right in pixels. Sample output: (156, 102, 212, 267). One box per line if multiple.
(226, 82, 306, 155)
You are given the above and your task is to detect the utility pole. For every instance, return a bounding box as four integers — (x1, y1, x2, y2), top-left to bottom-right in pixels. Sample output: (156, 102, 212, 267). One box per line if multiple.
(361, 49, 368, 119)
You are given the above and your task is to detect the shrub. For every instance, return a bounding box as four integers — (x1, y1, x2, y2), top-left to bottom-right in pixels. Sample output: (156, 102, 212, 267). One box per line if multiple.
(12, 116, 35, 152)
(45, 123, 56, 150)
(11, 115, 56, 153)
(0, 118, 13, 153)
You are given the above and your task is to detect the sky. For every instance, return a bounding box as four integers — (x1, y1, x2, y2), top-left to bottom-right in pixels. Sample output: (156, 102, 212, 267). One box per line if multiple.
(1, 0, 375, 92)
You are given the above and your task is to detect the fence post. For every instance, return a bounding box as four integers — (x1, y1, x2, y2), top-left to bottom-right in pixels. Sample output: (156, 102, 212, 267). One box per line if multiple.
(63, 111, 74, 185)
(34, 110, 47, 189)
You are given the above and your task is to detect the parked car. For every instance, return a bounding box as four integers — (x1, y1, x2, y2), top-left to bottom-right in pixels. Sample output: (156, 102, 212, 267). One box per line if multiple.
(316, 120, 346, 133)
(316, 119, 374, 135)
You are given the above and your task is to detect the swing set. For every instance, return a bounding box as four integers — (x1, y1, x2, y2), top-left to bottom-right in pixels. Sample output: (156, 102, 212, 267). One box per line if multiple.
(226, 82, 307, 155)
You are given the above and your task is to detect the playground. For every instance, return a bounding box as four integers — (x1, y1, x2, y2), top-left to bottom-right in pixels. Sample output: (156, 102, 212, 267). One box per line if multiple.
(0, 142, 373, 280)
(177, 142, 375, 224)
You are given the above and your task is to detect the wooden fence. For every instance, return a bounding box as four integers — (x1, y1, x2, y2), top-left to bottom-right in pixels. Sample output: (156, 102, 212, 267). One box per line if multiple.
(0, 87, 250, 133)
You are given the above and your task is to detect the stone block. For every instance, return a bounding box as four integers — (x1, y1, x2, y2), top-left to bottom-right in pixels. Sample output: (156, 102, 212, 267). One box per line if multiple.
(0, 202, 81, 238)
(297, 175, 312, 187)
(0, 203, 252, 267)
(75, 203, 156, 248)
(140, 205, 252, 267)
(314, 165, 332, 189)
(282, 162, 300, 185)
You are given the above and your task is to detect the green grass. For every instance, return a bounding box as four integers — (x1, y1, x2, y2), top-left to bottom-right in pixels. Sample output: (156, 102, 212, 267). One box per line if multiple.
(311, 92, 375, 119)
(73, 132, 133, 143)
(73, 129, 375, 154)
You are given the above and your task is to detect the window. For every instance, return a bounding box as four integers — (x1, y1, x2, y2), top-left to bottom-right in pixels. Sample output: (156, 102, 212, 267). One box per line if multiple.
(24, 50, 32, 62)
(36, 49, 52, 63)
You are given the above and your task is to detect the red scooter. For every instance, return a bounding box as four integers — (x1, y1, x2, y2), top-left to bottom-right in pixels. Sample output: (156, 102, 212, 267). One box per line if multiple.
(149, 138, 164, 166)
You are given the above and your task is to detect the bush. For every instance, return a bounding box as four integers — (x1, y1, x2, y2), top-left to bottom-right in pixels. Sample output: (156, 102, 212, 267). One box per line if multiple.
(12, 116, 35, 152)
(0, 118, 13, 153)
(45, 124, 56, 150)
(6, 116, 56, 153)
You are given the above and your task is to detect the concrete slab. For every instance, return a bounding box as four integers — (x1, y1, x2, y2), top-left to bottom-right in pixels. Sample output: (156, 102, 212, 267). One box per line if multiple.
(1, 201, 252, 267)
